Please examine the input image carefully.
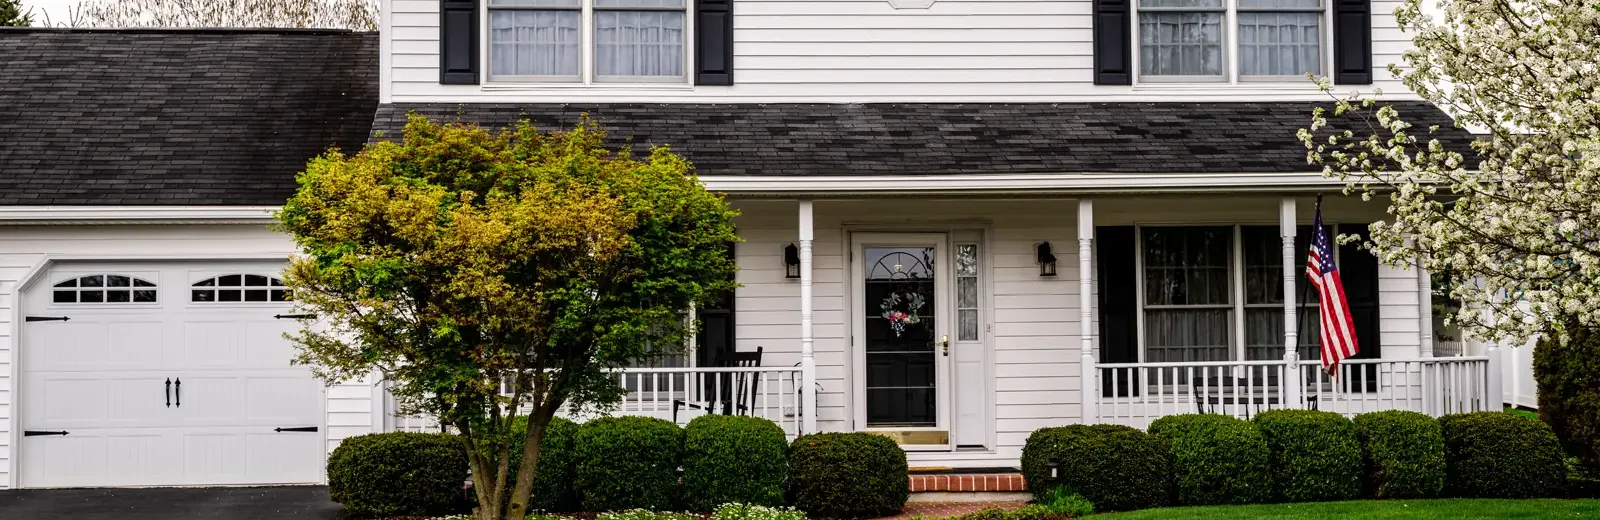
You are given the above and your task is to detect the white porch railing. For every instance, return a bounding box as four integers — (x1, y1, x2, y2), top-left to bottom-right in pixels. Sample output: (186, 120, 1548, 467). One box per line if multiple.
(1093, 357, 1493, 429)
(381, 366, 806, 438)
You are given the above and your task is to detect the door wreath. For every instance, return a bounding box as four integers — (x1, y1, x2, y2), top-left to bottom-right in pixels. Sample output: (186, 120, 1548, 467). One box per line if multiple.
(879, 291, 926, 337)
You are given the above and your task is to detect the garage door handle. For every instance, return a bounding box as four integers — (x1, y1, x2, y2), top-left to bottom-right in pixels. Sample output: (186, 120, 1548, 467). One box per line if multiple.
(275, 426, 319, 433)
(174, 378, 181, 407)
(165, 378, 171, 407)
(24, 431, 68, 436)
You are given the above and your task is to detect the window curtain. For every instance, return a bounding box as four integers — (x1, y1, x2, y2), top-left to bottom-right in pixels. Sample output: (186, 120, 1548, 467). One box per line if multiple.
(1143, 227, 1232, 363)
(489, 6, 581, 77)
(595, 0, 686, 78)
(1138, 0, 1224, 76)
(1238, 0, 1322, 76)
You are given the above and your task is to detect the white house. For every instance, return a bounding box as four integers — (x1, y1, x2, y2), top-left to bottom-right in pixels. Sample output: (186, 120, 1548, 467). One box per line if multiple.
(0, 0, 1507, 490)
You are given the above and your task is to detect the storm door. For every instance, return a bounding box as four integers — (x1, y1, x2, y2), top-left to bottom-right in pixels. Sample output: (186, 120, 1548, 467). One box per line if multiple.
(851, 233, 952, 445)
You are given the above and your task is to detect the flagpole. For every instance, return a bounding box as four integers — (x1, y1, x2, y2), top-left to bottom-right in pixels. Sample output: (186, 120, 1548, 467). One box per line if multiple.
(1293, 195, 1320, 381)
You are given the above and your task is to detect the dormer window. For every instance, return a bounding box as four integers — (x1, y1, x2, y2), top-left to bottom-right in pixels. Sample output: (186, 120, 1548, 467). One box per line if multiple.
(1136, 0, 1325, 82)
(488, 0, 688, 84)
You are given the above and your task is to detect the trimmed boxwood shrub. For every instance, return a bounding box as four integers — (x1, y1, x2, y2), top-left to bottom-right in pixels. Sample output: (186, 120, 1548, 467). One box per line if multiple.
(787, 432, 909, 518)
(1353, 410, 1446, 499)
(327, 431, 468, 517)
(683, 414, 788, 511)
(1147, 414, 1271, 506)
(505, 416, 581, 512)
(1439, 411, 1566, 498)
(574, 416, 685, 511)
(1252, 409, 1362, 502)
(1020, 424, 1168, 512)
(1534, 322, 1600, 468)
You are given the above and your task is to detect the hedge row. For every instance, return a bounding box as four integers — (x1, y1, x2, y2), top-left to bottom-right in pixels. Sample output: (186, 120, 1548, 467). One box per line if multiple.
(1019, 410, 1574, 513)
(328, 415, 793, 516)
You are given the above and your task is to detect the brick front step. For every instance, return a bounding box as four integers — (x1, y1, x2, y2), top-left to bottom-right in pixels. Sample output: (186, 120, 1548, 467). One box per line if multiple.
(909, 473, 1027, 493)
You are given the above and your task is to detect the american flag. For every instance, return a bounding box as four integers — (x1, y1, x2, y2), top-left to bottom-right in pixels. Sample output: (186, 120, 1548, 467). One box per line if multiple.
(1307, 200, 1359, 374)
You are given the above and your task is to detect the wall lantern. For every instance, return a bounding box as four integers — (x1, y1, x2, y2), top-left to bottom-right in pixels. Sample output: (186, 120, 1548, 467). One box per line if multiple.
(784, 243, 801, 279)
(1037, 242, 1058, 277)
(1045, 458, 1062, 482)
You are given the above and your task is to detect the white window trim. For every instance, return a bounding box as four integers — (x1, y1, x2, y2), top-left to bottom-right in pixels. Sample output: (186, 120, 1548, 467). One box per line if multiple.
(482, 0, 695, 86)
(1132, 222, 1339, 363)
(1131, 0, 1333, 87)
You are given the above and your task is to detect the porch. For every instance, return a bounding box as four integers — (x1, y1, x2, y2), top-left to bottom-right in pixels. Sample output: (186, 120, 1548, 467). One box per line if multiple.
(381, 193, 1512, 464)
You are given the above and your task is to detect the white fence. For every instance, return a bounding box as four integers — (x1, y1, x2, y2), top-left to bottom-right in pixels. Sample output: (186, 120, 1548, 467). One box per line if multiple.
(382, 366, 806, 438)
(1093, 357, 1493, 429)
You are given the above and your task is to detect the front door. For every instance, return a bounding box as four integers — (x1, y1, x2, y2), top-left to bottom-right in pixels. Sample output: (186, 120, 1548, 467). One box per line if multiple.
(851, 233, 951, 447)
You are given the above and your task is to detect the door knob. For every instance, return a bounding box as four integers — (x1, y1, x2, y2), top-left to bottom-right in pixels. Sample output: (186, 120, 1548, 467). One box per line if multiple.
(941, 335, 950, 356)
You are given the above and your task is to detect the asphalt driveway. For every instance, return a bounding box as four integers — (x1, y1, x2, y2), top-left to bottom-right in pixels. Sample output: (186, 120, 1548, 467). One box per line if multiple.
(0, 485, 343, 519)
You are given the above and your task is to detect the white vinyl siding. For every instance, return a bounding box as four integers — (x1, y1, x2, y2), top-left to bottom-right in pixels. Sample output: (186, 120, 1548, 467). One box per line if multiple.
(384, 0, 1414, 103)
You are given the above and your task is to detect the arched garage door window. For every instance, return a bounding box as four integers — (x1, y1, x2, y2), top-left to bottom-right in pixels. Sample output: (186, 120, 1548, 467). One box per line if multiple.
(53, 274, 158, 303)
(192, 274, 289, 302)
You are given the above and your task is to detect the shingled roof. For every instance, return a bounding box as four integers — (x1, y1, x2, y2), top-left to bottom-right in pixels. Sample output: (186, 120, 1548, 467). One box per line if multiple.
(0, 28, 377, 206)
(372, 102, 1476, 176)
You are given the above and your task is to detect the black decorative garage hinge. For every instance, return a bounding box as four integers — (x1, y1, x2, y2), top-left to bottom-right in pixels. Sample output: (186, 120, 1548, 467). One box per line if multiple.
(24, 316, 69, 322)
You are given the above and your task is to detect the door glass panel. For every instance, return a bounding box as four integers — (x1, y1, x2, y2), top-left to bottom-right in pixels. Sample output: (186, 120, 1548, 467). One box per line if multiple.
(956, 244, 980, 341)
(864, 246, 937, 427)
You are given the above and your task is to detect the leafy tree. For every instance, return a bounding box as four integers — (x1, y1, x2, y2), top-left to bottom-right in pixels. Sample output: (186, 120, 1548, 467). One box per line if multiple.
(276, 115, 739, 520)
(1, 0, 32, 26)
(1299, 0, 1600, 344)
(73, 0, 376, 30)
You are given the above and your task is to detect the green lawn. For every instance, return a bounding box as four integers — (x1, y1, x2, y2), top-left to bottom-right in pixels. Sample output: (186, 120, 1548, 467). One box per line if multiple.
(1092, 499, 1600, 519)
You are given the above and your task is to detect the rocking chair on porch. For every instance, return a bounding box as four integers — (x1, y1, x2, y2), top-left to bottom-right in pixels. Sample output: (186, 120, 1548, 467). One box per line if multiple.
(672, 346, 763, 422)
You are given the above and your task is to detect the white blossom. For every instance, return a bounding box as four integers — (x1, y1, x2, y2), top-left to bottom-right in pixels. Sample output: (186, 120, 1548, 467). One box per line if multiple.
(1301, 0, 1600, 344)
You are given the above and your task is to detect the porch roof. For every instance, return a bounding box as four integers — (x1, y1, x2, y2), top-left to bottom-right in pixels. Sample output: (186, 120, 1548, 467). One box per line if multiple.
(371, 101, 1476, 177)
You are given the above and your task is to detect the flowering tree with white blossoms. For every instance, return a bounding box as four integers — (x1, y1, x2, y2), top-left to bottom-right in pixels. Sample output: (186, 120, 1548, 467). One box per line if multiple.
(1300, 0, 1600, 344)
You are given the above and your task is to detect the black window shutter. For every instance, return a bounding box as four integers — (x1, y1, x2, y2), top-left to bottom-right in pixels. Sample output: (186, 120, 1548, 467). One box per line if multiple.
(696, 243, 737, 368)
(1097, 226, 1139, 397)
(1332, 0, 1372, 85)
(1092, 0, 1132, 85)
(1338, 223, 1381, 391)
(694, 0, 734, 85)
(440, 0, 480, 85)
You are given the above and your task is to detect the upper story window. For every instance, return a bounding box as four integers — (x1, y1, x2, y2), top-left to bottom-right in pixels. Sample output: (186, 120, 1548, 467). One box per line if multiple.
(1137, 0, 1324, 82)
(53, 275, 158, 304)
(488, 0, 688, 84)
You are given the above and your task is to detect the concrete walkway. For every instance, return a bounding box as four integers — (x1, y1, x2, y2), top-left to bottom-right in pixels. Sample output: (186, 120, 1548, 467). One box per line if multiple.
(0, 486, 342, 520)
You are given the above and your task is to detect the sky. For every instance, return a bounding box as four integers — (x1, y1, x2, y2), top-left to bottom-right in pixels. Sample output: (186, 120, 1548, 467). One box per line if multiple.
(22, 0, 82, 26)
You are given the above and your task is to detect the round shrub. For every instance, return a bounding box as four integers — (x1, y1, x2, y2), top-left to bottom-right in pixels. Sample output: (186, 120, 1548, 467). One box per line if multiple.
(574, 416, 685, 511)
(1353, 410, 1445, 499)
(1534, 322, 1600, 468)
(1021, 424, 1168, 512)
(1439, 411, 1566, 498)
(1147, 414, 1272, 506)
(1252, 409, 1362, 502)
(327, 431, 468, 517)
(506, 416, 580, 512)
(683, 414, 788, 512)
(787, 432, 909, 518)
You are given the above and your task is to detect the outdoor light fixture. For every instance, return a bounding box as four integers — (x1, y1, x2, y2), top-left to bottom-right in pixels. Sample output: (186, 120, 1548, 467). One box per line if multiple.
(1037, 242, 1058, 277)
(1046, 458, 1062, 482)
(784, 243, 801, 279)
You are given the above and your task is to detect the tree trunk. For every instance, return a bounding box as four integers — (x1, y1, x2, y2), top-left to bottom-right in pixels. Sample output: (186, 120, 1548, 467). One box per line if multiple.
(505, 407, 557, 519)
(461, 423, 504, 520)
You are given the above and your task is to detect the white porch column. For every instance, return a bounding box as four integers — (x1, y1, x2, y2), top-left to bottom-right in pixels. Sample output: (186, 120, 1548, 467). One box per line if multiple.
(1280, 197, 1303, 408)
(1483, 289, 1504, 411)
(798, 200, 818, 433)
(1417, 257, 1435, 358)
(1078, 199, 1098, 423)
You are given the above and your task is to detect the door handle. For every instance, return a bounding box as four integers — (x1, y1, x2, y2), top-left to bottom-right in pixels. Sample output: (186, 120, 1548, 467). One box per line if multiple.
(941, 335, 950, 356)
(165, 378, 172, 407)
(174, 378, 181, 407)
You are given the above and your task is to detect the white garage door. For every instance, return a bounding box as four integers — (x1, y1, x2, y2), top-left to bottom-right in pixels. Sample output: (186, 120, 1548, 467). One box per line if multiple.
(19, 262, 325, 488)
